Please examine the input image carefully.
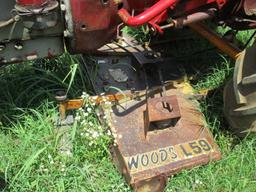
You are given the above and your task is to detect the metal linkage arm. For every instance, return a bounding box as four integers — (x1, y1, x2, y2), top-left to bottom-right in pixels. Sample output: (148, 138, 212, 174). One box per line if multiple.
(118, 0, 180, 27)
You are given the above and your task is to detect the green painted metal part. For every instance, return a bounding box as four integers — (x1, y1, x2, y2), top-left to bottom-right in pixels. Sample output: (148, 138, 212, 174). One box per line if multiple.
(0, 0, 64, 65)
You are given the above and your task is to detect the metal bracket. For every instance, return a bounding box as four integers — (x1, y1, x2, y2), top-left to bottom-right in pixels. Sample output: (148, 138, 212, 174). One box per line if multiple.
(145, 96, 181, 137)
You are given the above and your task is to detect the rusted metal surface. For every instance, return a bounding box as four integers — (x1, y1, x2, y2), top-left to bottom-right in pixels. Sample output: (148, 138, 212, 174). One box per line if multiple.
(54, 45, 222, 186)
(80, 50, 222, 191)
(59, 99, 83, 120)
(145, 96, 181, 135)
(62, 47, 223, 191)
(68, 0, 121, 52)
(162, 9, 216, 29)
(106, 88, 221, 191)
(97, 34, 163, 66)
(56, 92, 83, 120)
(244, 0, 256, 16)
(57, 93, 135, 120)
(133, 175, 167, 192)
(189, 22, 241, 59)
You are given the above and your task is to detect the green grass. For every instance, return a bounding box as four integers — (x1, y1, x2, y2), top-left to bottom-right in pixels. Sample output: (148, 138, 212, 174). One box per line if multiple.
(0, 56, 130, 192)
(0, 105, 129, 192)
(0, 29, 256, 192)
(122, 26, 151, 43)
(167, 57, 256, 192)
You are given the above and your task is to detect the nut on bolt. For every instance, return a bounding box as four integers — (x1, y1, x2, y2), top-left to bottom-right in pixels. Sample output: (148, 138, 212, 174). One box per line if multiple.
(14, 42, 23, 50)
(55, 91, 68, 102)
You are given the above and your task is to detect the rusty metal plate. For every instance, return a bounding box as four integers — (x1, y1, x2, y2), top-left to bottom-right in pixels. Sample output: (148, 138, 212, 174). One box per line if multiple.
(105, 89, 221, 191)
(146, 96, 181, 124)
(82, 53, 221, 191)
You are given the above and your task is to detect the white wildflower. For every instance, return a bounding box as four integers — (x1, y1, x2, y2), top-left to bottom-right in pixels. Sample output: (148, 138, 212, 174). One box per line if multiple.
(87, 107, 92, 113)
(105, 101, 112, 105)
(97, 59, 107, 64)
(78, 107, 83, 111)
(92, 96, 98, 100)
(81, 92, 89, 99)
(92, 131, 99, 138)
(75, 116, 81, 121)
(107, 130, 112, 136)
(66, 150, 72, 156)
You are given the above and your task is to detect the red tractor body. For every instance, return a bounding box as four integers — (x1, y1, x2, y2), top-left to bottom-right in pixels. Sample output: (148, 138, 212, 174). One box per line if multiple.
(0, 0, 255, 64)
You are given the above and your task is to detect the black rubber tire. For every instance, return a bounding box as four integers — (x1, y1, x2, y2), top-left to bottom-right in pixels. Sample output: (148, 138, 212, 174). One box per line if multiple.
(224, 79, 256, 137)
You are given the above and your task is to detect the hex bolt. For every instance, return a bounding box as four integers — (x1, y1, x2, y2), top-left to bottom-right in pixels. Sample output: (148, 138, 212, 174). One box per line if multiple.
(64, 30, 71, 37)
(144, 52, 156, 59)
(14, 42, 23, 50)
(55, 90, 68, 102)
(101, 0, 109, 5)
(60, 4, 66, 11)
(55, 91, 68, 121)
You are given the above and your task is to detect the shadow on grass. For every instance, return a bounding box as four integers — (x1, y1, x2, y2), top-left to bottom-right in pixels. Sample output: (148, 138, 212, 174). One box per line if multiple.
(0, 175, 7, 191)
(0, 54, 89, 127)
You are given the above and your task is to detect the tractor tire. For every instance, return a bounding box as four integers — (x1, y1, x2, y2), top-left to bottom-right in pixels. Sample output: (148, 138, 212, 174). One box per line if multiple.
(224, 43, 256, 137)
